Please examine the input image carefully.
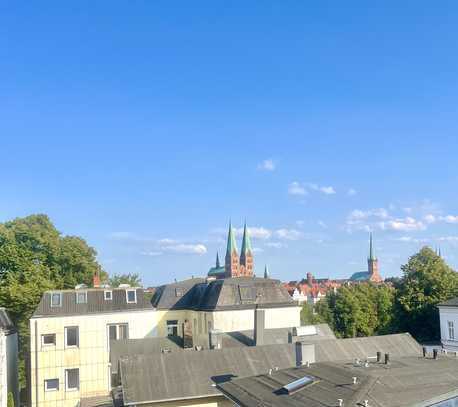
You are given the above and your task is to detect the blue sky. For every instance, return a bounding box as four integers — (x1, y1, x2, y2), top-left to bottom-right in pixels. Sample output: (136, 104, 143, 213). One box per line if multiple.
(2, 1, 458, 285)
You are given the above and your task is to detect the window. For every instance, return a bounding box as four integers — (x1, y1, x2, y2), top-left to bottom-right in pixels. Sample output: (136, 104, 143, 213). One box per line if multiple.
(42, 334, 56, 347)
(65, 369, 79, 391)
(76, 291, 87, 304)
(65, 326, 79, 347)
(104, 290, 112, 300)
(126, 289, 137, 303)
(50, 292, 62, 307)
(108, 323, 128, 341)
(448, 321, 455, 340)
(167, 320, 178, 336)
(44, 378, 59, 392)
(175, 288, 183, 297)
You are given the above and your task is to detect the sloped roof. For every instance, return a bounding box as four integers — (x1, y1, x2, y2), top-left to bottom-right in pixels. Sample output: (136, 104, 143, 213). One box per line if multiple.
(32, 288, 153, 318)
(350, 271, 371, 281)
(438, 297, 458, 307)
(218, 355, 458, 407)
(119, 333, 421, 405)
(152, 277, 297, 311)
(0, 308, 16, 334)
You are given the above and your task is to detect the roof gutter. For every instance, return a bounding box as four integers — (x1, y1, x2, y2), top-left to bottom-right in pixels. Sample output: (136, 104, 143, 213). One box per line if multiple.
(123, 393, 225, 406)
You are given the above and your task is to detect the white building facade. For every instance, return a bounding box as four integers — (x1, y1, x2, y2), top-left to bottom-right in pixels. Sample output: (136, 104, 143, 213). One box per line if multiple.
(438, 299, 458, 351)
(0, 309, 18, 407)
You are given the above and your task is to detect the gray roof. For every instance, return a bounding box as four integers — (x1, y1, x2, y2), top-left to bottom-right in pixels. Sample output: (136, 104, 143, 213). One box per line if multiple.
(438, 297, 458, 307)
(119, 333, 421, 405)
(218, 355, 458, 407)
(152, 277, 296, 311)
(32, 288, 153, 318)
(0, 308, 16, 334)
(221, 324, 336, 348)
(80, 395, 114, 407)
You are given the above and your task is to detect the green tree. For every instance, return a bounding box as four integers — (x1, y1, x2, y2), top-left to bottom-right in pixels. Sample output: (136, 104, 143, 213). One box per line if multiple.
(7, 392, 15, 407)
(0, 214, 104, 389)
(395, 246, 458, 341)
(109, 272, 142, 287)
(300, 303, 325, 325)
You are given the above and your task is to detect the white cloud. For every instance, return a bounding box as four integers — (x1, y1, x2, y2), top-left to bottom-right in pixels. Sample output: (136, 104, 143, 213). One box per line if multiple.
(307, 183, 336, 195)
(288, 181, 307, 196)
(441, 215, 458, 224)
(257, 159, 276, 171)
(379, 217, 426, 232)
(140, 251, 163, 256)
(234, 226, 272, 240)
(252, 247, 264, 253)
(275, 228, 304, 240)
(160, 243, 207, 255)
(347, 188, 357, 196)
(265, 242, 287, 249)
(424, 214, 436, 224)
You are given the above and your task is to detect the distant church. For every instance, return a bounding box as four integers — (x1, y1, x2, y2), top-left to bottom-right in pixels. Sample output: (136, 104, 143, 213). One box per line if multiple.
(349, 233, 383, 282)
(208, 222, 255, 278)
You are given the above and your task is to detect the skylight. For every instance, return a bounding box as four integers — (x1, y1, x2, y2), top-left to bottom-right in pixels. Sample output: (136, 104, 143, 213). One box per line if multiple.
(282, 376, 314, 394)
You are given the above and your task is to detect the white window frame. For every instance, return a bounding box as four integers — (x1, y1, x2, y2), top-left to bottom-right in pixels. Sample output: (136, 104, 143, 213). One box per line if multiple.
(448, 321, 455, 340)
(41, 334, 56, 347)
(126, 289, 137, 304)
(107, 323, 129, 342)
(44, 378, 59, 392)
(104, 290, 113, 300)
(64, 326, 79, 348)
(76, 291, 87, 304)
(50, 292, 62, 307)
(65, 368, 79, 391)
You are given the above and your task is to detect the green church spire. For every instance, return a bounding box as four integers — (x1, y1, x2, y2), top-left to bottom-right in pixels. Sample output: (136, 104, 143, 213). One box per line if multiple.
(368, 233, 376, 261)
(240, 222, 252, 254)
(216, 252, 220, 268)
(264, 265, 269, 279)
(226, 220, 238, 255)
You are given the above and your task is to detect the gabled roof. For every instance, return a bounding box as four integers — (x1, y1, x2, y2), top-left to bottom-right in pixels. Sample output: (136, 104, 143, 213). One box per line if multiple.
(32, 288, 153, 318)
(151, 278, 207, 310)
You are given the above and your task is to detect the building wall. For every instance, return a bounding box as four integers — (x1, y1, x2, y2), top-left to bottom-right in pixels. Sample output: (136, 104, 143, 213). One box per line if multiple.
(30, 309, 157, 407)
(0, 331, 18, 407)
(439, 307, 458, 351)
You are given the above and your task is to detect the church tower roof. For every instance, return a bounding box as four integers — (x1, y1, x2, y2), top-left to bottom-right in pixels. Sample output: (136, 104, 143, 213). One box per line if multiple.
(240, 222, 252, 255)
(226, 220, 238, 255)
(216, 252, 220, 268)
(368, 233, 376, 261)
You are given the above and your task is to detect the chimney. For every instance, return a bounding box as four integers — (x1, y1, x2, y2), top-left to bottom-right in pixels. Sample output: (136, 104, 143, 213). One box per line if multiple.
(254, 308, 265, 346)
(295, 342, 315, 366)
(182, 319, 193, 349)
(376, 351, 382, 363)
(423, 347, 427, 358)
(93, 271, 101, 288)
(209, 329, 222, 349)
(384, 353, 390, 365)
(307, 272, 313, 286)
(433, 349, 438, 360)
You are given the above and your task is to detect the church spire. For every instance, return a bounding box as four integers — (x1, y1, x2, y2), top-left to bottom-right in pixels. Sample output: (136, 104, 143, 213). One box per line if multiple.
(225, 220, 239, 278)
(368, 232, 376, 261)
(240, 222, 252, 255)
(264, 265, 269, 279)
(216, 252, 220, 268)
(240, 222, 254, 277)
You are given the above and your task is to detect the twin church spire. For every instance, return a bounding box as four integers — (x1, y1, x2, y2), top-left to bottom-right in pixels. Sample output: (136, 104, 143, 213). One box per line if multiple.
(224, 221, 254, 278)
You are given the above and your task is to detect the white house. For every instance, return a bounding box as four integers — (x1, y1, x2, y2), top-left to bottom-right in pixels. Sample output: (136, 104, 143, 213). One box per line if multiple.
(438, 298, 458, 351)
(0, 309, 18, 407)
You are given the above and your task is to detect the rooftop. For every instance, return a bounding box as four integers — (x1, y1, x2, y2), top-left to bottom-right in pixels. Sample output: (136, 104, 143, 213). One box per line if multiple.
(218, 354, 458, 407)
(32, 287, 153, 318)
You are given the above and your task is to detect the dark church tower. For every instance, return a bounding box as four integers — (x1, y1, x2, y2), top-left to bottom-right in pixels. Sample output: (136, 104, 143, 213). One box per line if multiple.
(225, 221, 240, 278)
(239, 222, 254, 277)
(367, 233, 382, 282)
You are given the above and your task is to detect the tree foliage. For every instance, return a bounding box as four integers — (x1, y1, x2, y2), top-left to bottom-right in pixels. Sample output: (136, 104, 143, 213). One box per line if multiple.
(7, 392, 15, 407)
(0, 214, 105, 388)
(109, 272, 141, 287)
(321, 283, 395, 338)
(394, 246, 458, 341)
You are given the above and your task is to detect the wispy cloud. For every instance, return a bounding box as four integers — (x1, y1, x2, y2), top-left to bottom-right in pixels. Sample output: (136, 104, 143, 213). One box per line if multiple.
(347, 188, 357, 196)
(265, 242, 287, 249)
(275, 228, 304, 240)
(288, 181, 307, 196)
(234, 227, 272, 240)
(257, 159, 276, 171)
(160, 243, 207, 255)
(288, 181, 336, 196)
(317, 220, 328, 229)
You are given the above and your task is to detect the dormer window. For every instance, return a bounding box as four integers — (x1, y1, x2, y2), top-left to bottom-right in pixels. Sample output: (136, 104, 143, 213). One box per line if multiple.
(126, 289, 137, 304)
(76, 291, 87, 304)
(50, 292, 62, 307)
(104, 290, 113, 301)
(175, 288, 183, 297)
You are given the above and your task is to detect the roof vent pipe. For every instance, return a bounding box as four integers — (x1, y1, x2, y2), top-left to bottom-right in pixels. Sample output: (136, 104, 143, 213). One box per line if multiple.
(352, 377, 358, 385)
(423, 347, 427, 358)
(364, 401, 369, 407)
(433, 348, 438, 360)
(384, 353, 390, 365)
(376, 351, 382, 362)
(338, 399, 343, 407)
